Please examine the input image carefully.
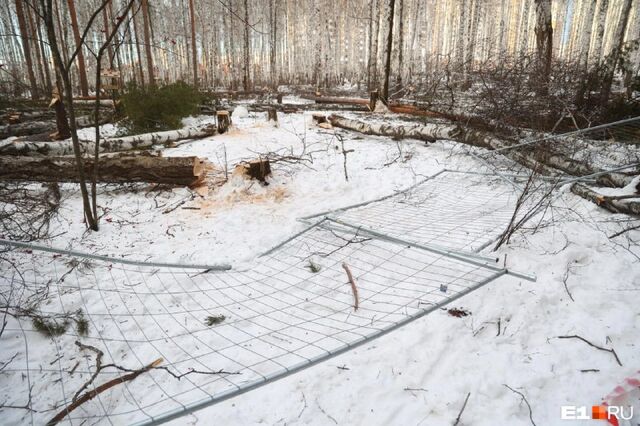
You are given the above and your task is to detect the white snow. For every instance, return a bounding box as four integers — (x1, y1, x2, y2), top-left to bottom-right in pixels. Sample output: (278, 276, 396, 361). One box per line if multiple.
(1, 111, 639, 426)
(231, 105, 249, 120)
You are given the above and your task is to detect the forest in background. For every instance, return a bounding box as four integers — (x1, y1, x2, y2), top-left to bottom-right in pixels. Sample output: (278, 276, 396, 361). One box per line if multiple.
(1, 1, 639, 103)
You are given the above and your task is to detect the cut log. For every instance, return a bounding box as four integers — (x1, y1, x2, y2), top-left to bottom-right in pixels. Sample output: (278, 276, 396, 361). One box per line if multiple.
(571, 183, 640, 216)
(217, 111, 230, 133)
(0, 125, 216, 156)
(313, 96, 370, 105)
(0, 154, 207, 186)
(327, 114, 633, 185)
(388, 104, 443, 117)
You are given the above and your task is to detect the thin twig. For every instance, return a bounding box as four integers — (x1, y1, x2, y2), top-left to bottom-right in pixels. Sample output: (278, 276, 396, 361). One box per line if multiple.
(561, 265, 575, 302)
(609, 224, 640, 239)
(453, 392, 471, 426)
(503, 384, 536, 426)
(557, 335, 622, 366)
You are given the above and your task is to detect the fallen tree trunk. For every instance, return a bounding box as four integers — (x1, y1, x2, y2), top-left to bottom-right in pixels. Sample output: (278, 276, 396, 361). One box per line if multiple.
(571, 183, 640, 216)
(388, 104, 443, 117)
(328, 114, 558, 175)
(327, 114, 634, 186)
(0, 154, 207, 186)
(0, 125, 215, 156)
(0, 121, 55, 139)
(73, 99, 115, 107)
(313, 96, 370, 105)
(0, 115, 112, 140)
(4, 110, 55, 123)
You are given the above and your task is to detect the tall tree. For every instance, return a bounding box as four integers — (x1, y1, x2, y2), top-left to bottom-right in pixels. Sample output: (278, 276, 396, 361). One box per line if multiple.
(242, 0, 251, 91)
(131, 5, 146, 86)
(600, 0, 633, 105)
(14, 0, 39, 99)
(269, 0, 277, 88)
(367, 0, 380, 90)
(576, 0, 596, 70)
(188, 0, 198, 87)
(456, 0, 467, 67)
(141, 0, 154, 85)
(380, 0, 395, 101)
(66, 0, 89, 96)
(32, 2, 53, 95)
(534, 0, 552, 94)
(591, 0, 609, 67)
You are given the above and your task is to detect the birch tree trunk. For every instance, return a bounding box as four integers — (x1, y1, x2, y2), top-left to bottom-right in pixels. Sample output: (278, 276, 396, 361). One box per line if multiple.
(534, 0, 552, 95)
(0, 126, 216, 156)
(591, 0, 609, 67)
(600, 0, 633, 105)
(577, 0, 596, 71)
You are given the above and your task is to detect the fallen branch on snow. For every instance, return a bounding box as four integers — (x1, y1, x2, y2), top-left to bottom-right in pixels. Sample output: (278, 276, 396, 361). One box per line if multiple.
(503, 384, 537, 426)
(557, 335, 622, 366)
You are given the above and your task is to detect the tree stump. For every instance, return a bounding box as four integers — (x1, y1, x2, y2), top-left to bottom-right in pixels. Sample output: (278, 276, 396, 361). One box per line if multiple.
(276, 93, 283, 104)
(312, 114, 327, 124)
(369, 90, 378, 111)
(267, 107, 278, 123)
(242, 159, 271, 182)
(217, 110, 230, 133)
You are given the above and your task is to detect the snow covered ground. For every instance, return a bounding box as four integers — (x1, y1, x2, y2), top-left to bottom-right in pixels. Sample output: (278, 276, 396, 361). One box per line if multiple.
(1, 109, 639, 425)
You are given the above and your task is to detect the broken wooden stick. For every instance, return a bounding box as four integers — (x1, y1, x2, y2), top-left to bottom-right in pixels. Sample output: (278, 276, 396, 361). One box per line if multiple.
(342, 263, 359, 311)
(47, 358, 163, 425)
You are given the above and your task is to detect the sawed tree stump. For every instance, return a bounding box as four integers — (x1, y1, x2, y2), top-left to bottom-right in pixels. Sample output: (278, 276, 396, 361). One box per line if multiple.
(217, 110, 230, 133)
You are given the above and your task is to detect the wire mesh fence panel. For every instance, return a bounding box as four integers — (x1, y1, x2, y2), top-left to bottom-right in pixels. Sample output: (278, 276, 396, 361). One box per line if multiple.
(0, 223, 506, 426)
(477, 116, 640, 177)
(329, 171, 521, 252)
